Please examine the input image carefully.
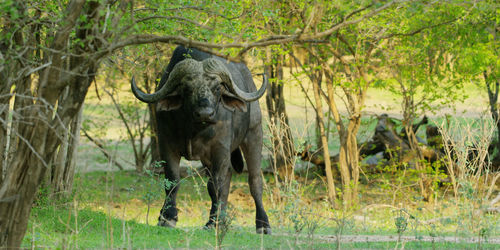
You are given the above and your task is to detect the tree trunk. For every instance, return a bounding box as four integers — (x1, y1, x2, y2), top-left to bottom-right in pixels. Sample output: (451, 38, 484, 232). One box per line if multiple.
(310, 71, 337, 204)
(290, 49, 341, 204)
(0, 75, 92, 247)
(346, 117, 361, 204)
(322, 74, 353, 206)
(0, 103, 62, 246)
(0, 71, 12, 185)
(149, 103, 161, 167)
(265, 51, 295, 181)
(0, 1, 98, 246)
(62, 107, 83, 194)
(484, 71, 500, 162)
(50, 105, 84, 198)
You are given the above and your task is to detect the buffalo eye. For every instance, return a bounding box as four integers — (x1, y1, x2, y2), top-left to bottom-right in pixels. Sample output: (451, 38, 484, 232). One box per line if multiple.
(204, 75, 213, 82)
(211, 84, 221, 92)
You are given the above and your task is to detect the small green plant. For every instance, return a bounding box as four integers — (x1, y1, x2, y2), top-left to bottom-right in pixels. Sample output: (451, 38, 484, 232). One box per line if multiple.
(140, 160, 176, 225)
(393, 209, 409, 243)
(330, 210, 355, 250)
(215, 202, 235, 249)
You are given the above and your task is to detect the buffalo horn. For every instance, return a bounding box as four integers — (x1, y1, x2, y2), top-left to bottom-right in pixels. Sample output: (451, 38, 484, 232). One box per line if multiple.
(131, 76, 176, 103)
(203, 58, 267, 102)
(227, 72, 268, 102)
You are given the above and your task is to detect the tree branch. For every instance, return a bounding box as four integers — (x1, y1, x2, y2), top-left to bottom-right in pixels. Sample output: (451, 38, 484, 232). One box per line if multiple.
(81, 128, 124, 170)
(377, 18, 458, 41)
(98, 1, 398, 63)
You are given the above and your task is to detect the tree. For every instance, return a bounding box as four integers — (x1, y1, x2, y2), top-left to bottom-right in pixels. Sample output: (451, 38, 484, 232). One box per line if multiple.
(376, 2, 468, 201)
(453, 0, 499, 163)
(104, 45, 169, 173)
(286, 0, 465, 206)
(261, 2, 296, 182)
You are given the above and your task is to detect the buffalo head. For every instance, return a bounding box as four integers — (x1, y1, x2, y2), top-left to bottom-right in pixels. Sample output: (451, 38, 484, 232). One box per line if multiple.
(131, 58, 267, 123)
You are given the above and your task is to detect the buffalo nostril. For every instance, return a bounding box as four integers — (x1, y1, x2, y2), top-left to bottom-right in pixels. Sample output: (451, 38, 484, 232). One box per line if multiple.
(198, 98, 210, 106)
(195, 107, 215, 120)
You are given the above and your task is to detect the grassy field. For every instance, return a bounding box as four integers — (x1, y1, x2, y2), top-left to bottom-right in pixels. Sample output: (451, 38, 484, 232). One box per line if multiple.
(24, 169, 500, 248)
(28, 75, 499, 248)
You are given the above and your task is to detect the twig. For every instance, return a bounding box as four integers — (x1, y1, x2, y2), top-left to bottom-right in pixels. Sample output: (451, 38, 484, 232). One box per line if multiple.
(81, 128, 124, 170)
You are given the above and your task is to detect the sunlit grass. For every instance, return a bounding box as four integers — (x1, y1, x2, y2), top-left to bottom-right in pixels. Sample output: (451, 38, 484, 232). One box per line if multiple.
(25, 170, 499, 248)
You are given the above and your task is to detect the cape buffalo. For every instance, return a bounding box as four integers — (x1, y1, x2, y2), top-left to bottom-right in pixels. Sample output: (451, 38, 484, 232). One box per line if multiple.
(131, 46, 271, 234)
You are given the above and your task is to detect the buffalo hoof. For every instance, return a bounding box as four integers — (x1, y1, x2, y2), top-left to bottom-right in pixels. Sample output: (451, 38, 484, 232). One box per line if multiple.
(157, 216, 177, 228)
(256, 227, 272, 235)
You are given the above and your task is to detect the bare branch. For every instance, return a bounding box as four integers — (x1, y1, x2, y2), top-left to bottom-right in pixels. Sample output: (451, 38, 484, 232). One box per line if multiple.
(0, 115, 48, 168)
(81, 128, 124, 170)
(102, 88, 141, 164)
(23, 61, 52, 77)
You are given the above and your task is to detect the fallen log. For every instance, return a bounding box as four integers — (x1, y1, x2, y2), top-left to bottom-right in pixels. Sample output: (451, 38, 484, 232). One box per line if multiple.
(299, 114, 440, 174)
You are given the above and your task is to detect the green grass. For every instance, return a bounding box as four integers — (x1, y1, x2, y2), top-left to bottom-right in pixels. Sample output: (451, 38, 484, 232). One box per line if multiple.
(342, 241, 500, 249)
(24, 170, 500, 248)
(25, 205, 500, 249)
(26, 206, 297, 249)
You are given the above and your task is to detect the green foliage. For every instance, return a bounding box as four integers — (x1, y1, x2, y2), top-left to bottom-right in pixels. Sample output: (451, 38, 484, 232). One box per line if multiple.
(452, 0, 499, 81)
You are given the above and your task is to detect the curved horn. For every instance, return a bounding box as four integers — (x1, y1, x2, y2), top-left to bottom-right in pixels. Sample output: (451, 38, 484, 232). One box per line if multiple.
(131, 59, 201, 103)
(203, 58, 268, 102)
(227, 72, 268, 102)
(131, 76, 176, 103)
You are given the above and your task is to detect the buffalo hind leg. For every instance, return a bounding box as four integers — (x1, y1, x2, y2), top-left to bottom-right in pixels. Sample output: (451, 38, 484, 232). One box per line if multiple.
(242, 137, 272, 234)
(158, 154, 181, 227)
(205, 162, 232, 229)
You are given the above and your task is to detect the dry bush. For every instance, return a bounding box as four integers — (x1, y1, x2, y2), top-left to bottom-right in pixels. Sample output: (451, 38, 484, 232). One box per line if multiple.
(438, 115, 499, 239)
(438, 116, 497, 198)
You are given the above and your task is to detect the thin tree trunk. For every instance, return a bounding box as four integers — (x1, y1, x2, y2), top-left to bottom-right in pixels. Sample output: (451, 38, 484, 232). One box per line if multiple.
(311, 72, 337, 204)
(63, 107, 83, 194)
(346, 118, 361, 204)
(0, 82, 11, 185)
(6, 78, 32, 173)
(265, 51, 295, 181)
(401, 84, 429, 201)
(323, 75, 352, 206)
(51, 103, 84, 198)
(51, 87, 72, 197)
(52, 121, 70, 196)
(484, 71, 500, 158)
(290, 50, 342, 205)
(148, 103, 161, 167)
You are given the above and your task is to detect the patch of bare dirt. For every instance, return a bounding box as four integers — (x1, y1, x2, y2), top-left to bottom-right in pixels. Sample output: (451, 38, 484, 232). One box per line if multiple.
(283, 234, 500, 244)
(277, 233, 500, 244)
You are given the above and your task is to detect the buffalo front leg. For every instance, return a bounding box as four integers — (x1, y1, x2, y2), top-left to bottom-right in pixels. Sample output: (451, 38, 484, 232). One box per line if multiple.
(158, 153, 181, 227)
(204, 159, 232, 229)
(242, 138, 272, 234)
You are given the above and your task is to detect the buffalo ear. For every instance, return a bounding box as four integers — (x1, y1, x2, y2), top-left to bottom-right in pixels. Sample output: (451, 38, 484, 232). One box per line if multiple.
(156, 93, 182, 112)
(222, 93, 247, 112)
